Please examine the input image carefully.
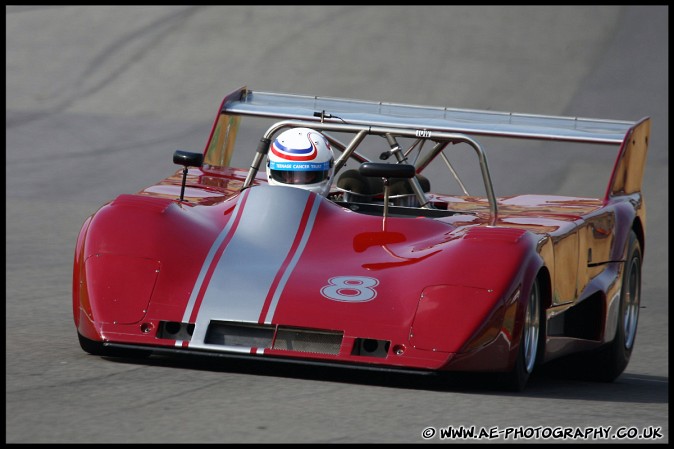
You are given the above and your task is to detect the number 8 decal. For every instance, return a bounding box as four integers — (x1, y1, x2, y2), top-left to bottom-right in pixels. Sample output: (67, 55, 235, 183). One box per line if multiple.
(321, 276, 379, 302)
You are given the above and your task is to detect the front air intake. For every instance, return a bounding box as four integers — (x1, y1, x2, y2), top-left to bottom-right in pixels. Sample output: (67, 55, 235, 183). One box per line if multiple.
(205, 322, 274, 347)
(273, 328, 342, 355)
(205, 321, 343, 355)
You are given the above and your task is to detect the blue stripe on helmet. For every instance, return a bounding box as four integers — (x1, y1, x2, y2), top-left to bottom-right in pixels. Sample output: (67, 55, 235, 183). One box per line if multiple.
(273, 141, 314, 155)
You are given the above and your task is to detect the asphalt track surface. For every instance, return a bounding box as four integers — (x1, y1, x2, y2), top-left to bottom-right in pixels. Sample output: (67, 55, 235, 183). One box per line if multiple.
(6, 6, 668, 444)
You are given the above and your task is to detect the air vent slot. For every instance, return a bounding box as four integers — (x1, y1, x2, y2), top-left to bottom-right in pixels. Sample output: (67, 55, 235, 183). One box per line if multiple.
(204, 321, 343, 355)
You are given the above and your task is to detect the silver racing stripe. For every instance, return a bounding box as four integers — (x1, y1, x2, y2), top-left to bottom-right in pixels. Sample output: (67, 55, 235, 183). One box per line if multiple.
(187, 185, 317, 348)
(262, 194, 321, 324)
(180, 188, 249, 324)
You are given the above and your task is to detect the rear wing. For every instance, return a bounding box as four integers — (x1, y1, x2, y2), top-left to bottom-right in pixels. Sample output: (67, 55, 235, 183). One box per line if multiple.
(203, 87, 650, 203)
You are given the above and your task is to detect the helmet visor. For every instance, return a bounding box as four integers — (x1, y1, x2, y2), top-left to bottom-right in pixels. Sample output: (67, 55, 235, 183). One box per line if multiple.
(270, 169, 329, 185)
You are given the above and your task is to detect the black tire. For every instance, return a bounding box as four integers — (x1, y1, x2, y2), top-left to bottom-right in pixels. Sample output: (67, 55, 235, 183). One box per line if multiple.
(77, 332, 152, 359)
(499, 276, 544, 391)
(590, 230, 642, 382)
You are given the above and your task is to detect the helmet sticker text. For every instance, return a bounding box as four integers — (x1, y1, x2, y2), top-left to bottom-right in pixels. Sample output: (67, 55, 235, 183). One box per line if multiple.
(321, 276, 379, 302)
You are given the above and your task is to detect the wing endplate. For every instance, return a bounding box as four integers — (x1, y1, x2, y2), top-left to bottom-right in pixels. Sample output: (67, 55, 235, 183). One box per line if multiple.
(605, 117, 650, 201)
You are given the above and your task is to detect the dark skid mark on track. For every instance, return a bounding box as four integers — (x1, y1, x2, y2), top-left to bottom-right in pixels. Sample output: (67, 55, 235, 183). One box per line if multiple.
(6, 6, 203, 129)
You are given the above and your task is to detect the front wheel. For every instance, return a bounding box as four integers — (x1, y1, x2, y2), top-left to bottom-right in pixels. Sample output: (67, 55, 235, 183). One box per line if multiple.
(499, 276, 544, 391)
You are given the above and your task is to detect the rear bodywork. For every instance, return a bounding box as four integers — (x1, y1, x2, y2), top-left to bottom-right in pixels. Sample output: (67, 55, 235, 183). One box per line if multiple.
(73, 87, 649, 378)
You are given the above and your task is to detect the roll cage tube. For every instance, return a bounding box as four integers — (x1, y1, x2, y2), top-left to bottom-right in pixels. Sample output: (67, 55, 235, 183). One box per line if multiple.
(242, 119, 499, 224)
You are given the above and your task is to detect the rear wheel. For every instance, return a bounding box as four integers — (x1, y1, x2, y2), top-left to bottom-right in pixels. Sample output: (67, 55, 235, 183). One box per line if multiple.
(499, 276, 544, 391)
(590, 230, 641, 381)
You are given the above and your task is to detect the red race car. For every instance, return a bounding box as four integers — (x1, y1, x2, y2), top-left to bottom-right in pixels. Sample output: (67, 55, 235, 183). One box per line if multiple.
(73, 87, 649, 390)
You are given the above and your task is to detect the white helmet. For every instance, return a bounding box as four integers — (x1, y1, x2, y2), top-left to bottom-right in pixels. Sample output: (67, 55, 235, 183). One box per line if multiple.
(266, 127, 335, 195)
